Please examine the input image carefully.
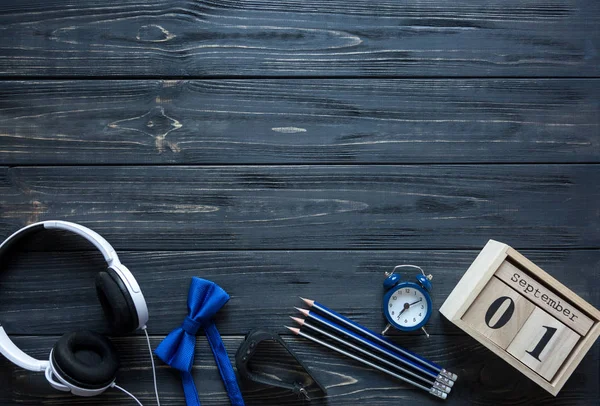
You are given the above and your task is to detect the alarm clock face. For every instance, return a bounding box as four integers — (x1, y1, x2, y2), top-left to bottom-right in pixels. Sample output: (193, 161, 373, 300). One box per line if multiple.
(384, 282, 432, 331)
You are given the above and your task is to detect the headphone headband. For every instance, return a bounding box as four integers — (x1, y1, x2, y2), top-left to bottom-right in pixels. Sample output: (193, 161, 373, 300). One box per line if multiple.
(0, 322, 48, 371)
(44, 221, 119, 265)
(0, 221, 118, 266)
(0, 221, 148, 373)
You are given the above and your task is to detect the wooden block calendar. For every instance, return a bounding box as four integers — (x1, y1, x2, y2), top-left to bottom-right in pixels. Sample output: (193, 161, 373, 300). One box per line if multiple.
(440, 240, 600, 396)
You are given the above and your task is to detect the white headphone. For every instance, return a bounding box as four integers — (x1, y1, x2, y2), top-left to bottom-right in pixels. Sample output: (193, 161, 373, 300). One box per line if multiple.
(0, 221, 150, 398)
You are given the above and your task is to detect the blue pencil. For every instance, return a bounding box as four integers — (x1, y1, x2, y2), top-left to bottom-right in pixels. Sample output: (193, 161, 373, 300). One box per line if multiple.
(295, 309, 440, 382)
(291, 316, 452, 394)
(300, 298, 457, 382)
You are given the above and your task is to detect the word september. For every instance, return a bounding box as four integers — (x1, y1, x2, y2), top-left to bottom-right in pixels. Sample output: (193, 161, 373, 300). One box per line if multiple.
(510, 272, 577, 322)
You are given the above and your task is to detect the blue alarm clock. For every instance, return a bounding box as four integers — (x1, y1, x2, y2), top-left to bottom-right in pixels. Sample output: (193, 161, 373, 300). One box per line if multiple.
(382, 265, 433, 337)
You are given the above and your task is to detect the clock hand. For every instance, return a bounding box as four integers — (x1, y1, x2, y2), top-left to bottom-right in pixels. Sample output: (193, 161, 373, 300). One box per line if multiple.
(397, 299, 423, 320)
(408, 298, 422, 307)
(397, 301, 412, 317)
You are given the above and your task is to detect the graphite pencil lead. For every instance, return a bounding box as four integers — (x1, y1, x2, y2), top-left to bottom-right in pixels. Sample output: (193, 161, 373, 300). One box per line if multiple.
(294, 307, 310, 316)
(285, 326, 300, 335)
(290, 316, 305, 326)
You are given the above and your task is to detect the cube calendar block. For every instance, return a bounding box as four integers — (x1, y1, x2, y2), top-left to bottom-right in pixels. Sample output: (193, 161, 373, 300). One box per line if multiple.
(440, 240, 600, 396)
(462, 277, 535, 349)
(507, 308, 580, 381)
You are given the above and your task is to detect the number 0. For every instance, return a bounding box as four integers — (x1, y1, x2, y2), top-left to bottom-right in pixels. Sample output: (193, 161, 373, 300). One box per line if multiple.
(484, 296, 515, 329)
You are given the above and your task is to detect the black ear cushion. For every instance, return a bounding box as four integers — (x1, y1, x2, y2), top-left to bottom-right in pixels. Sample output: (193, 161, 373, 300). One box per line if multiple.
(52, 331, 119, 389)
(95, 268, 139, 334)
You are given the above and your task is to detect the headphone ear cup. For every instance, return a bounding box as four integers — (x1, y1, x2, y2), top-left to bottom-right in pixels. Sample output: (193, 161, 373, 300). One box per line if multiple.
(51, 331, 119, 390)
(95, 268, 139, 334)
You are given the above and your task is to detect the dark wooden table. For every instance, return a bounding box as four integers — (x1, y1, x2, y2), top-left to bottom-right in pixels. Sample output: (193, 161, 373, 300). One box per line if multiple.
(0, 1, 599, 405)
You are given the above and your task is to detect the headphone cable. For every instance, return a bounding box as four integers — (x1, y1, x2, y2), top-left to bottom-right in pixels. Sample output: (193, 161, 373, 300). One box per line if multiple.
(143, 326, 161, 406)
(112, 383, 143, 406)
(110, 327, 160, 406)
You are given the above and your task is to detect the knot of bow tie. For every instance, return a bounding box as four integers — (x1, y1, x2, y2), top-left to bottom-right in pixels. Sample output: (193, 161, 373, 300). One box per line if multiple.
(155, 277, 245, 406)
(182, 316, 202, 336)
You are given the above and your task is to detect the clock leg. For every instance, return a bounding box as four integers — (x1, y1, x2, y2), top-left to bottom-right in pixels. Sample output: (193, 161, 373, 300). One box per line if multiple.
(422, 326, 430, 338)
(381, 323, 393, 335)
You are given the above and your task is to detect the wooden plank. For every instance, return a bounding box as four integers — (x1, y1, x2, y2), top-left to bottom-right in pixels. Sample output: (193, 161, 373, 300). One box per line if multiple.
(0, 250, 597, 336)
(495, 260, 595, 336)
(0, 79, 598, 165)
(1, 165, 599, 250)
(0, 1, 598, 77)
(507, 246, 600, 322)
(0, 334, 597, 405)
(439, 240, 508, 321)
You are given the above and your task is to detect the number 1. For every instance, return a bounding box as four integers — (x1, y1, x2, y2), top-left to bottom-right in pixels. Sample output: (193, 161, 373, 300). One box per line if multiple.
(526, 326, 557, 361)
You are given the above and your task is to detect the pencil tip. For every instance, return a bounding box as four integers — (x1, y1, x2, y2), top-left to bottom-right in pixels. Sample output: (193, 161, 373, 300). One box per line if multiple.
(285, 326, 300, 335)
(294, 307, 310, 316)
(300, 297, 315, 306)
(289, 316, 305, 326)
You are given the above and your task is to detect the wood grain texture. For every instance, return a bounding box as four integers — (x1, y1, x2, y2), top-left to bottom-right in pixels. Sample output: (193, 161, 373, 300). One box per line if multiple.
(0, 250, 598, 336)
(1, 0, 599, 404)
(0, 79, 598, 165)
(1, 165, 598, 250)
(0, 335, 597, 405)
(0, 1, 599, 77)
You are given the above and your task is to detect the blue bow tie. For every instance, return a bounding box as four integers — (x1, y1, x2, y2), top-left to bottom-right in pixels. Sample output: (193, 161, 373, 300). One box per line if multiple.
(155, 277, 245, 406)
